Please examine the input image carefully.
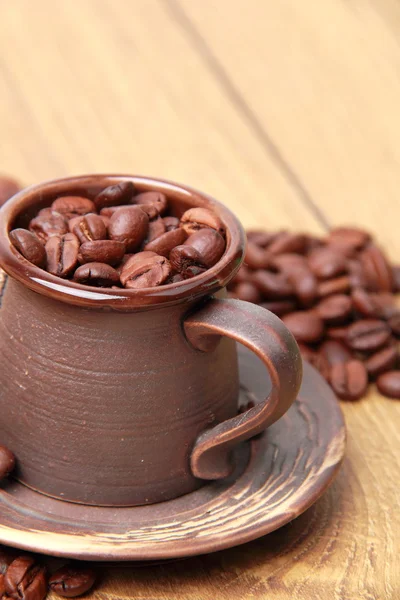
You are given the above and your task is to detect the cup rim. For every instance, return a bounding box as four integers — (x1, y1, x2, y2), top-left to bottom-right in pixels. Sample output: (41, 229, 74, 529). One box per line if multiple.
(0, 174, 246, 309)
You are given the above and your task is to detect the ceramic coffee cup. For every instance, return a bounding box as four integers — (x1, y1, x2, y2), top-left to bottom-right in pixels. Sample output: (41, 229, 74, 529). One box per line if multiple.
(0, 175, 302, 507)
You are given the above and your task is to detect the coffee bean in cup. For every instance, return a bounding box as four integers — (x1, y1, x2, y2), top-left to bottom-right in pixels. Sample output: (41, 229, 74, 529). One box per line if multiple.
(229, 226, 400, 401)
(9, 183, 227, 289)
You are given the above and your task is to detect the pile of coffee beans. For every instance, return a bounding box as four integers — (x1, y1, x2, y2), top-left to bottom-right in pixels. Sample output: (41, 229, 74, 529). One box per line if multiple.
(0, 548, 96, 599)
(9, 182, 227, 289)
(228, 228, 400, 401)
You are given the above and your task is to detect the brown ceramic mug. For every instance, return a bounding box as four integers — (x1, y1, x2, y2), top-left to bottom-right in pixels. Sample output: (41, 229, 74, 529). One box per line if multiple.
(0, 175, 302, 507)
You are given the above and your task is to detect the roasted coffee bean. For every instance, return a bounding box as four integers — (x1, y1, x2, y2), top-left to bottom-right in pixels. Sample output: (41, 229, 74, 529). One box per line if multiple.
(45, 233, 79, 278)
(121, 254, 171, 289)
(347, 259, 368, 288)
(169, 245, 205, 276)
(246, 230, 278, 248)
(100, 214, 110, 229)
(251, 270, 293, 299)
(0, 546, 18, 574)
(370, 293, 399, 319)
(119, 251, 158, 277)
(5, 556, 47, 600)
(376, 371, 400, 398)
(319, 340, 352, 366)
(184, 229, 225, 268)
(0, 176, 20, 206)
(300, 346, 330, 379)
(346, 319, 391, 352)
(304, 235, 323, 253)
(392, 265, 400, 292)
(351, 288, 381, 318)
(9, 229, 46, 268)
(72, 213, 107, 243)
(108, 206, 149, 252)
(269, 253, 307, 272)
(163, 216, 179, 231)
(286, 266, 318, 307)
(330, 360, 368, 400)
(244, 241, 269, 270)
(259, 300, 297, 317)
(145, 217, 166, 243)
(327, 227, 370, 253)
(388, 313, 400, 337)
(0, 445, 15, 480)
(317, 276, 351, 297)
(360, 245, 393, 292)
(232, 281, 262, 303)
(29, 208, 68, 242)
(266, 232, 307, 256)
(282, 311, 324, 343)
(74, 263, 120, 287)
(180, 207, 225, 237)
(316, 294, 352, 324)
(145, 228, 187, 258)
(364, 346, 398, 379)
(326, 325, 349, 342)
(308, 247, 347, 280)
(49, 563, 96, 598)
(78, 240, 125, 266)
(94, 181, 135, 210)
(52, 196, 95, 218)
(133, 191, 167, 215)
(230, 264, 251, 286)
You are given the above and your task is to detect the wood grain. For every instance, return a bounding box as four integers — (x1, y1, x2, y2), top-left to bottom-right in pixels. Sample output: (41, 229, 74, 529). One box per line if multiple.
(0, 0, 399, 598)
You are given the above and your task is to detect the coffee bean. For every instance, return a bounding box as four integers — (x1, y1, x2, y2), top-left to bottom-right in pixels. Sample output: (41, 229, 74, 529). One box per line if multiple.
(133, 191, 167, 216)
(298, 345, 330, 379)
(180, 207, 225, 237)
(392, 266, 400, 292)
(94, 181, 135, 210)
(108, 206, 149, 252)
(360, 245, 393, 292)
(74, 263, 120, 287)
(121, 254, 171, 289)
(347, 259, 368, 288)
(251, 270, 293, 299)
(316, 294, 352, 324)
(346, 319, 391, 352)
(49, 563, 96, 598)
(0, 445, 15, 480)
(145, 217, 166, 243)
(282, 311, 324, 343)
(0, 176, 20, 206)
(286, 266, 318, 307)
(5, 556, 47, 600)
(169, 245, 205, 276)
(184, 229, 225, 268)
(145, 228, 187, 258)
(0, 547, 18, 575)
(351, 288, 381, 318)
(259, 300, 297, 317)
(304, 235, 323, 253)
(317, 276, 351, 297)
(330, 360, 368, 400)
(370, 293, 399, 319)
(182, 265, 207, 279)
(78, 240, 125, 266)
(244, 241, 269, 270)
(100, 215, 110, 229)
(45, 234, 76, 280)
(51, 196, 95, 219)
(232, 282, 262, 303)
(327, 227, 370, 253)
(319, 340, 352, 366)
(376, 371, 400, 398)
(246, 230, 277, 248)
(308, 247, 347, 280)
(364, 346, 398, 379)
(45, 233, 79, 278)
(29, 208, 68, 242)
(388, 313, 400, 337)
(265, 232, 307, 255)
(9, 229, 46, 268)
(230, 264, 251, 286)
(269, 253, 307, 272)
(72, 213, 107, 243)
(163, 216, 179, 231)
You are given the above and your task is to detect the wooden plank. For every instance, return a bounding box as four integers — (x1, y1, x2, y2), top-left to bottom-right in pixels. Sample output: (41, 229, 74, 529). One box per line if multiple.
(178, 0, 400, 258)
(0, 0, 323, 234)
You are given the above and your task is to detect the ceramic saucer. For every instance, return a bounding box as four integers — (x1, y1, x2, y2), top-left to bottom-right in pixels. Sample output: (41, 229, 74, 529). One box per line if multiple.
(0, 345, 345, 561)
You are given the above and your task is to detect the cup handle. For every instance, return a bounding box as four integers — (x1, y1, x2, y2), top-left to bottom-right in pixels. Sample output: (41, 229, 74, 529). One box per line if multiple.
(184, 298, 302, 480)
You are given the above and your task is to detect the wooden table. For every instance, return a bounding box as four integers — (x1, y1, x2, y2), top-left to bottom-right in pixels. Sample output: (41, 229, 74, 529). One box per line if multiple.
(0, 1, 399, 598)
